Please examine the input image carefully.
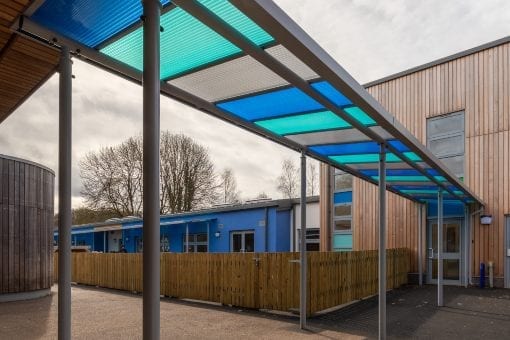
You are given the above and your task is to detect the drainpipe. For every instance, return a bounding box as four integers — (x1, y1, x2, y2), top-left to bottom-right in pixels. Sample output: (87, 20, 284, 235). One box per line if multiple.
(292, 205, 296, 252)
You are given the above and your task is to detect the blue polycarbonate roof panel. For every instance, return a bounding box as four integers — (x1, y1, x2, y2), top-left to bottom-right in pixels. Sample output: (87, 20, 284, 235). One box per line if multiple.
(360, 169, 441, 177)
(31, 0, 170, 48)
(311, 81, 352, 107)
(309, 139, 410, 156)
(198, 0, 274, 46)
(217, 87, 323, 121)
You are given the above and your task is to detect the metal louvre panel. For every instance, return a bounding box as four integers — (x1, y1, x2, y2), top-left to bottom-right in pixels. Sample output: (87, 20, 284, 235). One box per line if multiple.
(265, 45, 318, 80)
(169, 55, 288, 102)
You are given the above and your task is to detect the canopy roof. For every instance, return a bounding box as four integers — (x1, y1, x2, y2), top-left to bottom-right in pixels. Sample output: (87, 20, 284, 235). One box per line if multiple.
(12, 0, 483, 205)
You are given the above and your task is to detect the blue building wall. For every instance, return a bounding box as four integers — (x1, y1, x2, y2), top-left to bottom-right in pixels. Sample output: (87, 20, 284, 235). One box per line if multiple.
(56, 204, 294, 253)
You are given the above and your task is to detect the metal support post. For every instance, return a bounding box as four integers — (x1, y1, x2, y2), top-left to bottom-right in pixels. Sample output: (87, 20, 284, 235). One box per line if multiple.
(378, 144, 387, 340)
(58, 45, 72, 340)
(437, 190, 444, 306)
(299, 151, 307, 329)
(418, 204, 423, 286)
(142, 0, 161, 339)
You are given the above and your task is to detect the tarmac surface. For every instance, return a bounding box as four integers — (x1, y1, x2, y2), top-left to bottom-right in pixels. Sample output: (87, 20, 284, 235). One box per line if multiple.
(0, 284, 509, 339)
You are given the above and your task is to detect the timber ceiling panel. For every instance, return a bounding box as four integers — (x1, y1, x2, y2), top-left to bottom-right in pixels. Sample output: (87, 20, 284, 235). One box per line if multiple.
(0, 0, 59, 123)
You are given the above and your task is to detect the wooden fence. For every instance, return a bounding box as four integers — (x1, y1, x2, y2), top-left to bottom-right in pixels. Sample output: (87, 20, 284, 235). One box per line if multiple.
(54, 248, 409, 315)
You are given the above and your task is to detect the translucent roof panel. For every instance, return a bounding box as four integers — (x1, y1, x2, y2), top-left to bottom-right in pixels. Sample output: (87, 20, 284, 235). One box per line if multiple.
(255, 111, 350, 135)
(265, 45, 318, 80)
(309, 140, 410, 156)
(100, 4, 275, 80)
(31, 0, 170, 48)
(169, 55, 288, 102)
(286, 126, 394, 146)
(311, 81, 352, 107)
(168, 44, 319, 102)
(330, 152, 421, 164)
(217, 87, 323, 121)
(197, 0, 274, 46)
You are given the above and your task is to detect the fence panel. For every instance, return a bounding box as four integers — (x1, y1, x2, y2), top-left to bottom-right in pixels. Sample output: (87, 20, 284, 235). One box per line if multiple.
(53, 248, 410, 315)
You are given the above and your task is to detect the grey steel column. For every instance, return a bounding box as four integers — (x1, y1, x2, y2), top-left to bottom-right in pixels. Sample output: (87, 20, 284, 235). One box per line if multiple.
(437, 190, 444, 306)
(58, 45, 72, 340)
(378, 144, 387, 340)
(418, 204, 423, 286)
(142, 0, 161, 339)
(299, 151, 307, 329)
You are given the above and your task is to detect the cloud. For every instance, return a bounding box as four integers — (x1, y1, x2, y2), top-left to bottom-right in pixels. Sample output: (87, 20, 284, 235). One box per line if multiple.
(0, 0, 508, 210)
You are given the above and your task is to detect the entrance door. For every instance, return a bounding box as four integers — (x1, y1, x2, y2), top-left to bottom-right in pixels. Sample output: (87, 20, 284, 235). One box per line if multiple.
(231, 231, 255, 252)
(427, 219, 463, 285)
(505, 216, 510, 288)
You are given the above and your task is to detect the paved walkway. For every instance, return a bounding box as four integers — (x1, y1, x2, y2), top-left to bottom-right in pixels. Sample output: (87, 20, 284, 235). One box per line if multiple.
(0, 284, 509, 339)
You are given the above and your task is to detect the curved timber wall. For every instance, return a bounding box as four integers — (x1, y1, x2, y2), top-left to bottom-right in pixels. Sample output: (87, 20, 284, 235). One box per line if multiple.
(0, 154, 54, 301)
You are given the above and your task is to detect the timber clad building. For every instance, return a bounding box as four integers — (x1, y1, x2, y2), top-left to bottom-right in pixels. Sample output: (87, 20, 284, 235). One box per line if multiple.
(320, 36, 510, 288)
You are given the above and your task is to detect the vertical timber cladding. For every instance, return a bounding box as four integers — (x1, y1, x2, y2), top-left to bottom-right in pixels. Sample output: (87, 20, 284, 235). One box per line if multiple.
(357, 39, 510, 279)
(0, 154, 55, 295)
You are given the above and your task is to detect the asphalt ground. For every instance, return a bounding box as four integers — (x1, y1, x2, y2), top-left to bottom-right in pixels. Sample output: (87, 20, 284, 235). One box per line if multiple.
(0, 284, 509, 339)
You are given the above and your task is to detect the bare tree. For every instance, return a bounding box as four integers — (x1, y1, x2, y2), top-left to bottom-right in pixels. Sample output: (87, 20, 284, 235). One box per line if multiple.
(218, 168, 241, 204)
(80, 137, 143, 216)
(80, 132, 218, 216)
(276, 158, 299, 199)
(307, 162, 319, 196)
(159, 133, 218, 213)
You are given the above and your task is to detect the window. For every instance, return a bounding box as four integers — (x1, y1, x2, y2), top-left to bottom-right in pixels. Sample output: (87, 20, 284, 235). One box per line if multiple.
(183, 233, 208, 253)
(333, 169, 353, 251)
(297, 228, 320, 251)
(160, 234, 170, 252)
(231, 231, 255, 252)
(427, 112, 465, 178)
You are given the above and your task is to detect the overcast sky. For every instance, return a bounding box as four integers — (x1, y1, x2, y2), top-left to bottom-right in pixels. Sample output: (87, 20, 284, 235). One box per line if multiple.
(0, 0, 509, 209)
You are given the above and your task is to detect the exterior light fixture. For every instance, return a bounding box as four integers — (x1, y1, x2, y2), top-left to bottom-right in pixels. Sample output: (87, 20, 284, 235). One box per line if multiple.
(214, 231, 221, 238)
(480, 214, 492, 225)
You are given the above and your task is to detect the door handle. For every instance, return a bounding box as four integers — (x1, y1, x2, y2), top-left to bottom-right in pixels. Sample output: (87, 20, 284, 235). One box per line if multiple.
(428, 248, 434, 259)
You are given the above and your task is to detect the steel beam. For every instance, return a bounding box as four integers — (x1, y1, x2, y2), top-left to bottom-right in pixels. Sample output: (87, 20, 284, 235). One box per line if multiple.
(300, 151, 307, 329)
(57, 44, 72, 340)
(142, 1, 161, 339)
(437, 190, 444, 307)
(378, 144, 387, 340)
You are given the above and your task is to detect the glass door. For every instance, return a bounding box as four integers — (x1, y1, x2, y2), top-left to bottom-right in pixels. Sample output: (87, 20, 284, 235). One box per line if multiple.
(427, 219, 463, 285)
(230, 231, 255, 252)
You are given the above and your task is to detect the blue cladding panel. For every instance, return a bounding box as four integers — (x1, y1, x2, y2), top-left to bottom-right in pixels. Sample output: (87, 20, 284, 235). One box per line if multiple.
(31, 0, 170, 48)
(311, 81, 352, 107)
(333, 234, 352, 250)
(217, 87, 323, 121)
(334, 191, 352, 204)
